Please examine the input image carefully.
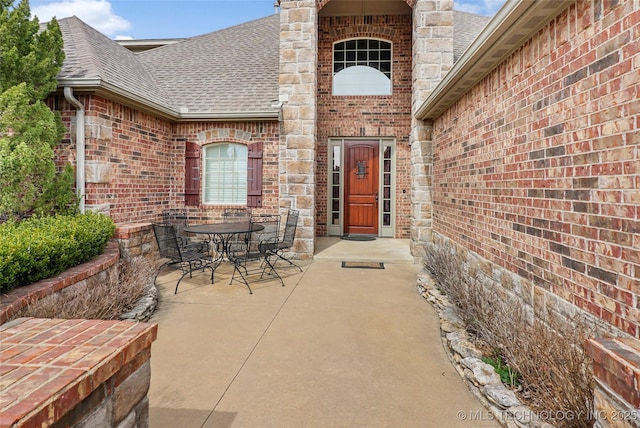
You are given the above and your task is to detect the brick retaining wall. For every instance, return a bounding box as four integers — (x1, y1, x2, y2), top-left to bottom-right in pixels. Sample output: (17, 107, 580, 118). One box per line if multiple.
(0, 225, 158, 427)
(0, 318, 157, 427)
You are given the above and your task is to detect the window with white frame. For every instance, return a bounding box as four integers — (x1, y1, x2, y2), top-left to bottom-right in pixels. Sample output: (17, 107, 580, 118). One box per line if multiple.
(333, 39, 392, 96)
(203, 143, 247, 204)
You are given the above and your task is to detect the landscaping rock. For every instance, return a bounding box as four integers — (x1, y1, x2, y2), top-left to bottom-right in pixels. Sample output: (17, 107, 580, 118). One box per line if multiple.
(483, 383, 522, 409)
(461, 357, 502, 386)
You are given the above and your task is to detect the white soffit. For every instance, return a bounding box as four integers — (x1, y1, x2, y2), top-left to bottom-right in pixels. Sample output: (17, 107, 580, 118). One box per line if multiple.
(416, 0, 576, 121)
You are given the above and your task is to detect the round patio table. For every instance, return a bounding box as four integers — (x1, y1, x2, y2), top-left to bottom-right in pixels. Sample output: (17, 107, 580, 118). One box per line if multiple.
(184, 222, 264, 261)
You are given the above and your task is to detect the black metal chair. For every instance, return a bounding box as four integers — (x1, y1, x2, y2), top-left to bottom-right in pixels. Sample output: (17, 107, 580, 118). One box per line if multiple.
(227, 214, 283, 294)
(152, 223, 217, 294)
(271, 209, 302, 272)
(222, 207, 252, 223)
(161, 209, 208, 253)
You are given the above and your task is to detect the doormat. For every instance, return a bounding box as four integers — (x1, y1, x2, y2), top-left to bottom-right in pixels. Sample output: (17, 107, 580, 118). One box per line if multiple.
(341, 261, 385, 269)
(341, 235, 376, 241)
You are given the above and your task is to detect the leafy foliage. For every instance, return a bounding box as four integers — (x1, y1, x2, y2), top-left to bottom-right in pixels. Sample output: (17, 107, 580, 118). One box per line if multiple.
(482, 354, 521, 388)
(0, 213, 116, 292)
(0, 0, 64, 101)
(0, 0, 76, 220)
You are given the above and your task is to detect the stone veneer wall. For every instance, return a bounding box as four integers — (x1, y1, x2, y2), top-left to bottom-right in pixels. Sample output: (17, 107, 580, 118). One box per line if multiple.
(410, 0, 453, 258)
(279, 0, 318, 259)
(427, 0, 640, 422)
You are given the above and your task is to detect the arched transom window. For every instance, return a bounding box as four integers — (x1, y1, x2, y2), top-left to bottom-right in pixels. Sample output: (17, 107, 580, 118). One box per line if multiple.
(333, 38, 392, 96)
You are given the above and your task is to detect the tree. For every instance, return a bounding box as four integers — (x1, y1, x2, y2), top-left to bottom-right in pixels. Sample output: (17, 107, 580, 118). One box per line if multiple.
(0, 0, 76, 220)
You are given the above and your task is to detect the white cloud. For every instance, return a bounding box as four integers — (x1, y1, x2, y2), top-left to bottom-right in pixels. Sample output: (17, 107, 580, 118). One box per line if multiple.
(32, 0, 131, 37)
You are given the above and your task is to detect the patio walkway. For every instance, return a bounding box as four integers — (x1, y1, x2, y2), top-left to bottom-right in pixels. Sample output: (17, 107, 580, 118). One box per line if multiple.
(148, 238, 500, 427)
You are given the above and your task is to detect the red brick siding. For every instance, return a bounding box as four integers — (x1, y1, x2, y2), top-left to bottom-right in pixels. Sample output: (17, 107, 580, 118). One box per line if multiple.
(432, 0, 640, 336)
(173, 121, 281, 221)
(52, 95, 281, 224)
(53, 95, 175, 224)
(317, 14, 413, 237)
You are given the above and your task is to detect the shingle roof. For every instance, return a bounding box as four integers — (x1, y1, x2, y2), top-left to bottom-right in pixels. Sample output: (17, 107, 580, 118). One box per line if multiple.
(453, 10, 491, 62)
(57, 16, 174, 112)
(56, 11, 488, 118)
(137, 15, 280, 115)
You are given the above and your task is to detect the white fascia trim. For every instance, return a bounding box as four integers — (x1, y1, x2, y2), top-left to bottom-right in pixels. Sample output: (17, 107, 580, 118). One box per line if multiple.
(178, 112, 279, 121)
(57, 78, 178, 119)
(416, 0, 575, 121)
(57, 79, 279, 122)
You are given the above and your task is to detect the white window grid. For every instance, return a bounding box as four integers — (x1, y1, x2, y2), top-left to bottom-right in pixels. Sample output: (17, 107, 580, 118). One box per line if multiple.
(333, 39, 392, 79)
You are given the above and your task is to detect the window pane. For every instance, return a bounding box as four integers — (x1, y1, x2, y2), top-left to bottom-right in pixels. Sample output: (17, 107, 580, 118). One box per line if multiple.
(204, 143, 247, 204)
(333, 38, 392, 95)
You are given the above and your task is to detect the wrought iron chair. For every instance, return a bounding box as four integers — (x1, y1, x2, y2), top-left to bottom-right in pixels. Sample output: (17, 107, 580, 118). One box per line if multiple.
(271, 209, 302, 272)
(152, 223, 217, 294)
(222, 207, 252, 223)
(227, 214, 283, 294)
(161, 209, 208, 253)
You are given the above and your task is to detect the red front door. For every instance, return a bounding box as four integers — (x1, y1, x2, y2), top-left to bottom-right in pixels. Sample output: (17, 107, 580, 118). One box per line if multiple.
(344, 141, 379, 235)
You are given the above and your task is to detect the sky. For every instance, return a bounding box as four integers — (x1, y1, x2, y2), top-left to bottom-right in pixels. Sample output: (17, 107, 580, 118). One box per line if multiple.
(28, 0, 506, 40)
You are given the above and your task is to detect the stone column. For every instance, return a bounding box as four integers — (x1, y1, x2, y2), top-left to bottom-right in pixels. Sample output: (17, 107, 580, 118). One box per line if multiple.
(279, 0, 317, 259)
(410, 0, 453, 259)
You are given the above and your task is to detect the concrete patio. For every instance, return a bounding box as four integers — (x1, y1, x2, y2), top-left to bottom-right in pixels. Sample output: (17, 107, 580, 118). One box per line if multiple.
(148, 238, 500, 427)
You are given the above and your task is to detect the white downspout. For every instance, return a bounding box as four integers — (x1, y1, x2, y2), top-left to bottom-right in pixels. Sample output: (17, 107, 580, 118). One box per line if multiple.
(63, 87, 85, 213)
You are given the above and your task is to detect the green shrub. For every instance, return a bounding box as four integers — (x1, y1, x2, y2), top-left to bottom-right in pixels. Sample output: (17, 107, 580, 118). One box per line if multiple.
(0, 212, 115, 292)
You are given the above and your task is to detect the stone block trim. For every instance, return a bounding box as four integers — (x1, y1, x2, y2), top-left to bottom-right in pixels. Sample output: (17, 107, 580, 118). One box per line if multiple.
(0, 317, 157, 427)
(0, 241, 120, 325)
(279, 0, 317, 258)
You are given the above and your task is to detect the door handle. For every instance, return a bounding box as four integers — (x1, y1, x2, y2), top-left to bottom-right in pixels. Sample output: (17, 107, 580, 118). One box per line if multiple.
(375, 192, 378, 208)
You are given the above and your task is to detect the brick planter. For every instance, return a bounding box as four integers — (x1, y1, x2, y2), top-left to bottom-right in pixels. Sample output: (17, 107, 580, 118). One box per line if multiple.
(0, 317, 157, 427)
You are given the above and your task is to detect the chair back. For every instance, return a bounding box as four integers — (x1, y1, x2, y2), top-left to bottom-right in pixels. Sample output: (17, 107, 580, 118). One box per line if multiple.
(162, 209, 190, 237)
(152, 223, 182, 260)
(281, 209, 299, 247)
(250, 214, 281, 255)
(223, 208, 252, 223)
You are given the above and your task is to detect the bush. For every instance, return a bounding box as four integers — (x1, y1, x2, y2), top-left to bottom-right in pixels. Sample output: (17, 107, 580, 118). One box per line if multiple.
(423, 242, 599, 428)
(0, 212, 115, 292)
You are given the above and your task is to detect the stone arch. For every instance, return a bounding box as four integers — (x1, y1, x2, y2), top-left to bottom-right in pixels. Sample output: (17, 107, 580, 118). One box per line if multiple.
(316, 0, 415, 11)
(196, 128, 253, 145)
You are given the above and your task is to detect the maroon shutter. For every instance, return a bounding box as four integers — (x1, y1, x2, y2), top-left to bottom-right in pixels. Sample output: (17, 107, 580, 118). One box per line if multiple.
(185, 142, 201, 206)
(247, 142, 263, 208)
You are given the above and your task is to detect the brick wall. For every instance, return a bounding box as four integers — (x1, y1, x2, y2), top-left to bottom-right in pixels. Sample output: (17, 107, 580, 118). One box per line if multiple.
(316, 14, 413, 237)
(431, 0, 639, 336)
(53, 94, 176, 224)
(0, 318, 156, 427)
(51, 94, 281, 225)
(174, 121, 281, 220)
